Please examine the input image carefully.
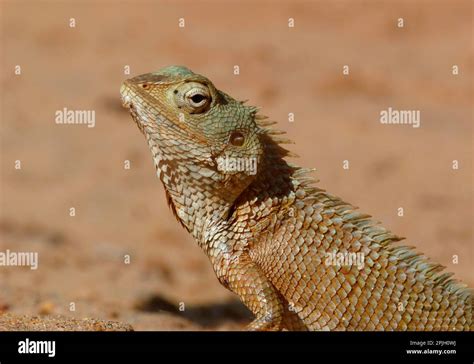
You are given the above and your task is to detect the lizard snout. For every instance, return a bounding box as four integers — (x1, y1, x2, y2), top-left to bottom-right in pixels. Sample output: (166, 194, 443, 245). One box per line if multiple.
(120, 81, 134, 108)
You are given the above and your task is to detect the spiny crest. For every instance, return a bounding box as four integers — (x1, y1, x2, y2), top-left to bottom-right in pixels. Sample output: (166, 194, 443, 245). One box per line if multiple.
(252, 110, 299, 158)
(253, 109, 473, 305)
(387, 244, 473, 300)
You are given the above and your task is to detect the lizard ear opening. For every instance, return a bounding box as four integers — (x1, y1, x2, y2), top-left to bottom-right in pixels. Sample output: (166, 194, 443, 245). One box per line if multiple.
(229, 131, 245, 147)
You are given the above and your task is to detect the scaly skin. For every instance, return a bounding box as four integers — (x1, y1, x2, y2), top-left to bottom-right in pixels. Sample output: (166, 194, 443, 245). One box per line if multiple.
(120, 66, 472, 331)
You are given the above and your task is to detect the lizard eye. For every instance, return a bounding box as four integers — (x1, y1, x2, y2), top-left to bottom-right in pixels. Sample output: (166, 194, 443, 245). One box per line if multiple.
(191, 94, 206, 104)
(174, 82, 211, 114)
(187, 91, 209, 108)
(185, 88, 211, 113)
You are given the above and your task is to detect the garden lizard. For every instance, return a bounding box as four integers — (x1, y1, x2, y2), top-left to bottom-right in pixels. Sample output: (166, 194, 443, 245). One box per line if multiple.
(120, 66, 472, 331)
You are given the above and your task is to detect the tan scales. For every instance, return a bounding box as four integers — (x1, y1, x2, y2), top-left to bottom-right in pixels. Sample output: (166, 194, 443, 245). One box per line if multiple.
(121, 66, 472, 331)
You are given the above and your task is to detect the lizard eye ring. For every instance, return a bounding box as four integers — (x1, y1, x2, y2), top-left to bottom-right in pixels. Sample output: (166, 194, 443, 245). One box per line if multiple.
(174, 82, 211, 113)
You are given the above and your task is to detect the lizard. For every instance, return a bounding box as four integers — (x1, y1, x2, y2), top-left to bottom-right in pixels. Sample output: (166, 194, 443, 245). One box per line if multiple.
(120, 65, 473, 331)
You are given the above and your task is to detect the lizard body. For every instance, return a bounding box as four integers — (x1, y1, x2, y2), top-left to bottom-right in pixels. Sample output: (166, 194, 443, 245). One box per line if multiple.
(121, 66, 472, 331)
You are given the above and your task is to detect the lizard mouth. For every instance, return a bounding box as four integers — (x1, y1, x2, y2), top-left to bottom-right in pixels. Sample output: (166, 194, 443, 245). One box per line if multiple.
(122, 98, 132, 109)
(127, 104, 147, 134)
(120, 81, 147, 134)
(120, 82, 133, 108)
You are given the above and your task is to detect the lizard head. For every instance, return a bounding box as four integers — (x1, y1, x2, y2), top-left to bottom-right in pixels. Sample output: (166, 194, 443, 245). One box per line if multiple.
(121, 66, 264, 229)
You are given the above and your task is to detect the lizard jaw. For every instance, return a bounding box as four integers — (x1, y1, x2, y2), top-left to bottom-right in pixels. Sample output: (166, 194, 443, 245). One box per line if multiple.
(120, 81, 151, 134)
(120, 82, 133, 108)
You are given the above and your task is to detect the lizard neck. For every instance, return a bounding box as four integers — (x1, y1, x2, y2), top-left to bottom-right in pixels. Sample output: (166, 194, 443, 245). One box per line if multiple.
(155, 160, 256, 244)
(229, 150, 299, 233)
(165, 174, 236, 242)
(156, 132, 299, 253)
(213, 135, 301, 249)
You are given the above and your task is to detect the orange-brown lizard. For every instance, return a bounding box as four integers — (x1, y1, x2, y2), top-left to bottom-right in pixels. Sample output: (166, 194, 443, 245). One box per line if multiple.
(121, 66, 472, 331)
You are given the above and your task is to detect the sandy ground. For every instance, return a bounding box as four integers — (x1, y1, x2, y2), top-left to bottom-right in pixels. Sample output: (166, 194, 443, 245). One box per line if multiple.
(0, 1, 472, 330)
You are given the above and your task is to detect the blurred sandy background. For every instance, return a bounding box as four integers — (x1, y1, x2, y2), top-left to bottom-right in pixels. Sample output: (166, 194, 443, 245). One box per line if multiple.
(0, 0, 472, 330)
